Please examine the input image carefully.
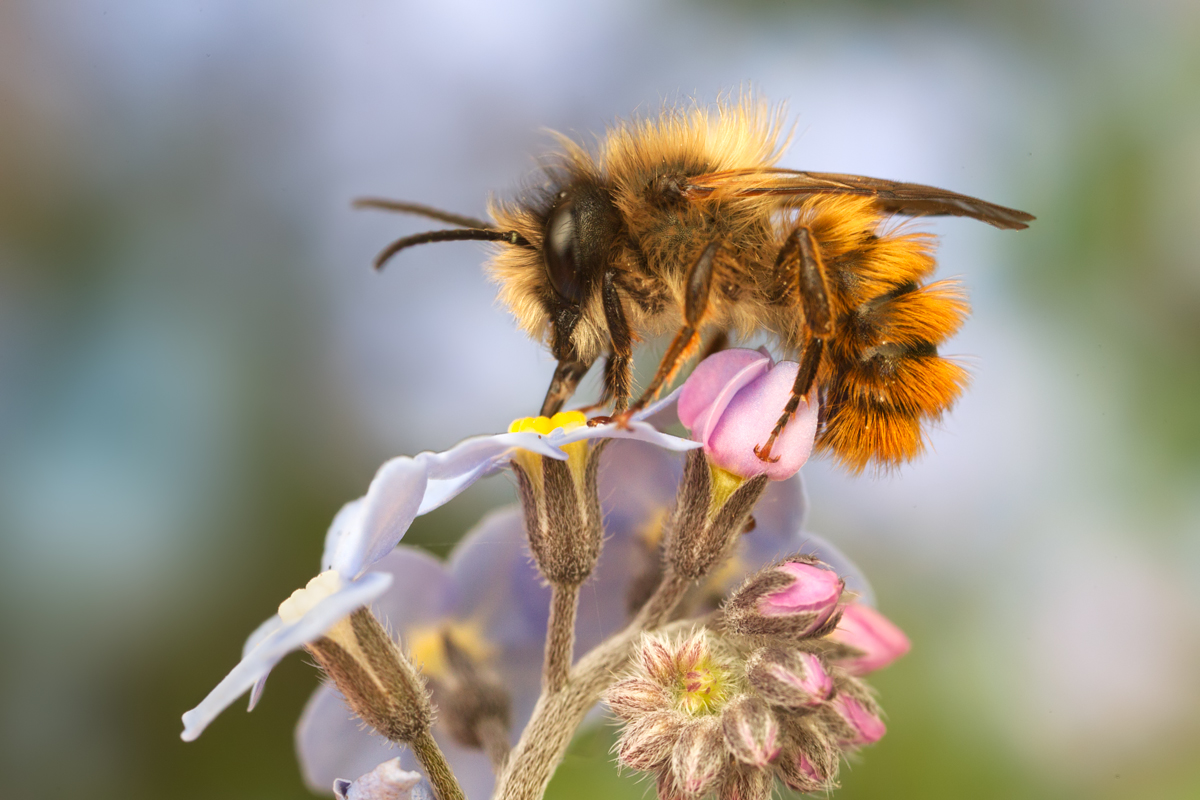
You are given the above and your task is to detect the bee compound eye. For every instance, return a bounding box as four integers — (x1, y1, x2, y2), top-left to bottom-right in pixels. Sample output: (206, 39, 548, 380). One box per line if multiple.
(543, 201, 583, 303)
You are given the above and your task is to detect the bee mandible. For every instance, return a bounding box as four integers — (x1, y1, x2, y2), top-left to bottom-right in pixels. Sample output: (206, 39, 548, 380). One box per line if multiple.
(360, 99, 1033, 473)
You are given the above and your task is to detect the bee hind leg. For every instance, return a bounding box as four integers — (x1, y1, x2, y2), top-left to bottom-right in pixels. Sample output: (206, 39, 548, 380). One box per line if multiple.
(754, 227, 832, 462)
(616, 241, 720, 424)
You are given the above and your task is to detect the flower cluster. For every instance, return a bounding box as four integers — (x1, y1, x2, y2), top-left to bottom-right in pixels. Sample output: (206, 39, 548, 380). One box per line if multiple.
(180, 348, 910, 800)
(606, 555, 908, 798)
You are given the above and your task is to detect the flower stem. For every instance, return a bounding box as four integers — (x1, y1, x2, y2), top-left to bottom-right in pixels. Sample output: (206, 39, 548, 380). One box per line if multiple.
(493, 569, 692, 800)
(410, 727, 466, 800)
(543, 583, 579, 694)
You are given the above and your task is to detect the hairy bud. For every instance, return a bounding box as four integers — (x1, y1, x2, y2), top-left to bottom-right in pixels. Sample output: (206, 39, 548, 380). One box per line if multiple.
(617, 710, 687, 771)
(721, 695, 781, 767)
(432, 633, 512, 753)
(827, 693, 886, 747)
(606, 678, 671, 721)
(746, 647, 833, 709)
(775, 720, 839, 794)
(670, 717, 727, 799)
(718, 763, 773, 800)
(724, 556, 844, 640)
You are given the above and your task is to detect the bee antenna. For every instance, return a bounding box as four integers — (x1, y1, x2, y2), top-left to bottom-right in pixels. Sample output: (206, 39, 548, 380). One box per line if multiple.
(372, 229, 531, 271)
(353, 198, 495, 230)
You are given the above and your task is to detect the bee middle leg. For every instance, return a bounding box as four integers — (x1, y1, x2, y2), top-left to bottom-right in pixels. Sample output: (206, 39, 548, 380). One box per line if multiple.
(619, 241, 720, 419)
(754, 226, 833, 463)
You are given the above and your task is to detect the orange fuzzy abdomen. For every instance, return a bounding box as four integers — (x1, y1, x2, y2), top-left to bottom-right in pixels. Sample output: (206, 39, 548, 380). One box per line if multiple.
(793, 197, 971, 473)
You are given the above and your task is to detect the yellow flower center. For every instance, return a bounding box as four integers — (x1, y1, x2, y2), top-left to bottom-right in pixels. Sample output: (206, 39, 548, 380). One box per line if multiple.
(677, 660, 731, 716)
(278, 570, 344, 623)
(276, 570, 356, 650)
(407, 619, 494, 679)
(507, 411, 589, 486)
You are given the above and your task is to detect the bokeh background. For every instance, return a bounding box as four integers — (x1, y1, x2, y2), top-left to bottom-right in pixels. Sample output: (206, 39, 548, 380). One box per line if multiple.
(2, 1, 1198, 798)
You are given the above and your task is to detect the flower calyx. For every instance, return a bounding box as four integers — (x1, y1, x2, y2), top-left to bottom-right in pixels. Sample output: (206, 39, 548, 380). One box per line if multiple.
(509, 411, 605, 586)
(665, 449, 769, 582)
(307, 608, 434, 746)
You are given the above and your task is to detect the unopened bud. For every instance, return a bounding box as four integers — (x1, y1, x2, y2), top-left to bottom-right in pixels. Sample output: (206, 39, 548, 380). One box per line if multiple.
(510, 412, 604, 587)
(616, 710, 686, 771)
(746, 647, 833, 709)
(827, 693, 886, 747)
(775, 721, 839, 794)
(721, 695, 781, 767)
(605, 677, 671, 721)
(828, 603, 911, 675)
(638, 635, 678, 685)
(718, 763, 773, 800)
(670, 716, 727, 799)
(724, 557, 844, 639)
(665, 450, 768, 581)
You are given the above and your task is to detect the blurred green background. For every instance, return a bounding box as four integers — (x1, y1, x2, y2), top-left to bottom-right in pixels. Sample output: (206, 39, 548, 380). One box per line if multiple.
(1, 1, 1197, 798)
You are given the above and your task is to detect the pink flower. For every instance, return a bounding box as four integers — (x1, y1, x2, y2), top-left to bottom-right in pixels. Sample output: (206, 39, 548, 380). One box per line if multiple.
(757, 562, 843, 629)
(677, 349, 819, 480)
(829, 603, 911, 675)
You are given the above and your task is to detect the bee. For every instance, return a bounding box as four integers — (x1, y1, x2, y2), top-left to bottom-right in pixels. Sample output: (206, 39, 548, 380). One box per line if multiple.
(360, 98, 1033, 473)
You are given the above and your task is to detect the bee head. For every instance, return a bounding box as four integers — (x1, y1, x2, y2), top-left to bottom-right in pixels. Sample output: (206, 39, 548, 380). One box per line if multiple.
(490, 177, 624, 368)
(539, 182, 624, 359)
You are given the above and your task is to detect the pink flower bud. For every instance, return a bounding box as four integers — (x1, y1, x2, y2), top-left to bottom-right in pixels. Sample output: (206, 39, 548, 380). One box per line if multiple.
(756, 562, 843, 630)
(617, 710, 686, 771)
(678, 349, 818, 480)
(721, 695, 781, 767)
(746, 648, 834, 709)
(725, 558, 845, 640)
(605, 677, 671, 721)
(830, 694, 886, 746)
(670, 717, 726, 797)
(829, 603, 911, 675)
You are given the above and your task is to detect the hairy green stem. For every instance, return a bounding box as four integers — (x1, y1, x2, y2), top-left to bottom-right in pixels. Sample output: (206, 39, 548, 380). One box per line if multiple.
(543, 583, 580, 694)
(411, 727, 466, 800)
(492, 570, 691, 800)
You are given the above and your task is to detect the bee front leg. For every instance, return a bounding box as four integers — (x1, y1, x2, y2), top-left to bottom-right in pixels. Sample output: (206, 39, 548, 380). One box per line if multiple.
(618, 241, 720, 422)
(754, 227, 833, 463)
(540, 357, 593, 417)
(598, 270, 634, 413)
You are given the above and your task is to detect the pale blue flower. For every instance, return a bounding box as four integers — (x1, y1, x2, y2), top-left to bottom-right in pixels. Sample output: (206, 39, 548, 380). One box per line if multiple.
(295, 400, 868, 797)
(182, 399, 697, 742)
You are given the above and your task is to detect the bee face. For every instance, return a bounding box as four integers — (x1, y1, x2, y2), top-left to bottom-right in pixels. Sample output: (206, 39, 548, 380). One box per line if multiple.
(538, 180, 623, 361)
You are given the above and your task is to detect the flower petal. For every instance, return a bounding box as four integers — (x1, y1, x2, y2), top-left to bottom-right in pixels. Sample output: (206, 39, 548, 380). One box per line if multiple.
(332, 458, 427, 578)
(415, 431, 566, 515)
(321, 498, 366, 575)
(241, 614, 284, 711)
(678, 349, 771, 446)
(705, 360, 818, 479)
(181, 571, 392, 741)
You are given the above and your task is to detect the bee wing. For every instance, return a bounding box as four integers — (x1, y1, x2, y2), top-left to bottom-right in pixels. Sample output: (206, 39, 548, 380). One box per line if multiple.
(683, 169, 1034, 230)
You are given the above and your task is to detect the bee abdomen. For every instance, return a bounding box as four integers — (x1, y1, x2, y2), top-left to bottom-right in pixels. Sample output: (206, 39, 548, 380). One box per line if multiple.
(817, 235, 971, 472)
